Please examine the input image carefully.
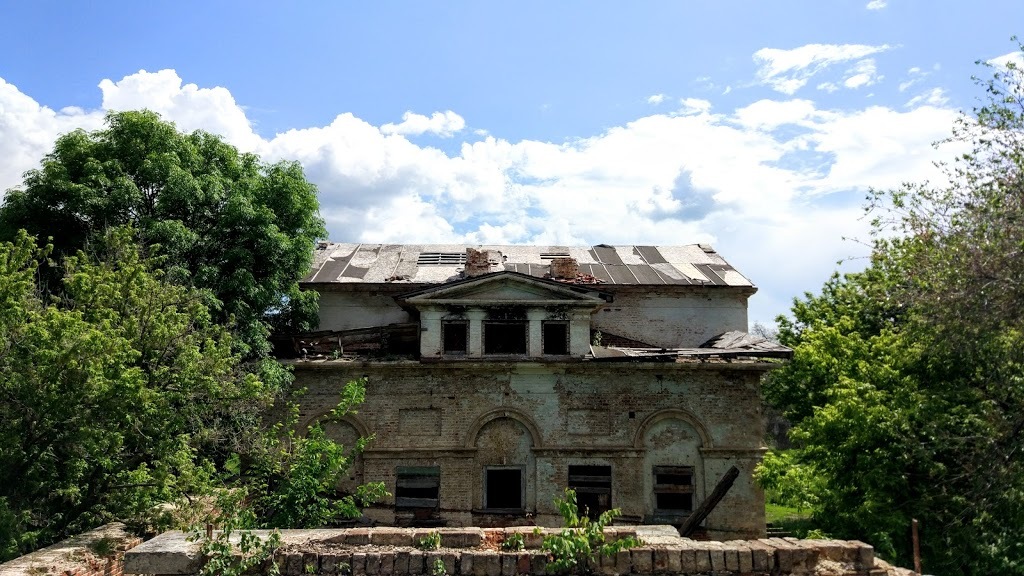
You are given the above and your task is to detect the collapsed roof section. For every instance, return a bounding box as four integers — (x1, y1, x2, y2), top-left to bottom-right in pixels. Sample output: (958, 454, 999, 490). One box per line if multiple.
(304, 243, 755, 288)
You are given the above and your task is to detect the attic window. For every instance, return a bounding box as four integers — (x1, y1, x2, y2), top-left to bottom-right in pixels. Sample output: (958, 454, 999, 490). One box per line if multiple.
(442, 321, 468, 354)
(540, 252, 570, 260)
(542, 321, 569, 355)
(483, 321, 527, 354)
(417, 252, 467, 266)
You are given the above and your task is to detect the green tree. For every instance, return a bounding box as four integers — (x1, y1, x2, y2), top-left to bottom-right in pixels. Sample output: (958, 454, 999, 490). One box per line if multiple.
(762, 43, 1024, 575)
(0, 229, 274, 560)
(0, 110, 326, 359)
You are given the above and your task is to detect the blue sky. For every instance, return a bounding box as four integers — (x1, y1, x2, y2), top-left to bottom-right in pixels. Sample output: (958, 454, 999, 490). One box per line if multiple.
(2, 1, 1023, 326)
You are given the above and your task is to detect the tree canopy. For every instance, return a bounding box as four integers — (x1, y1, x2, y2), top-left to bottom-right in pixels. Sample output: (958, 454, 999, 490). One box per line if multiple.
(0, 110, 326, 358)
(0, 229, 274, 558)
(761, 44, 1024, 575)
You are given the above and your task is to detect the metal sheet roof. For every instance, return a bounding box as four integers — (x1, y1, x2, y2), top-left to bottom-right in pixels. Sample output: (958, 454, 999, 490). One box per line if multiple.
(304, 243, 754, 287)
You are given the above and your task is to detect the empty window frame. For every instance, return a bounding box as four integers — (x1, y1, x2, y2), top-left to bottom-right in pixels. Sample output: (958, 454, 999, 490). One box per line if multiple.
(395, 466, 440, 510)
(483, 321, 527, 354)
(568, 465, 612, 519)
(442, 321, 468, 354)
(652, 466, 694, 514)
(542, 321, 569, 355)
(484, 467, 524, 510)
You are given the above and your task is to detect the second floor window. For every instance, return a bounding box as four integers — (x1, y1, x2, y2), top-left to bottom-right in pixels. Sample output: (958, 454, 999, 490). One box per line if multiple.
(484, 321, 527, 354)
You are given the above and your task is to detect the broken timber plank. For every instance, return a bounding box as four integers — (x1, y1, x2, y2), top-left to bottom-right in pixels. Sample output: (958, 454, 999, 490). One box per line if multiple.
(679, 466, 740, 537)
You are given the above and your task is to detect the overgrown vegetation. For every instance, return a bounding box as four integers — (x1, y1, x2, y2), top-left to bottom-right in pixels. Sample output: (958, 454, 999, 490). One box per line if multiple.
(760, 40, 1024, 575)
(540, 489, 640, 574)
(0, 112, 384, 561)
(501, 531, 526, 551)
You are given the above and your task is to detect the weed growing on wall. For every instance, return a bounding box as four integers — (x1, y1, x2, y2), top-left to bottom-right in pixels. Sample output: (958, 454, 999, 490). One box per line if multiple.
(540, 489, 640, 574)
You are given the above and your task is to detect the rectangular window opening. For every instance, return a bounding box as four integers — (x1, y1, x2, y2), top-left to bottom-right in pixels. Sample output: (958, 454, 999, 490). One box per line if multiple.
(396, 466, 440, 510)
(442, 321, 468, 354)
(483, 321, 527, 355)
(542, 322, 569, 355)
(485, 468, 523, 510)
(568, 465, 612, 519)
(653, 466, 694, 515)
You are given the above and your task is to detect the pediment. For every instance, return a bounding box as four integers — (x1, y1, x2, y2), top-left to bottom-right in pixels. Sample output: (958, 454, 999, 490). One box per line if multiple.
(400, 272, 606, 306)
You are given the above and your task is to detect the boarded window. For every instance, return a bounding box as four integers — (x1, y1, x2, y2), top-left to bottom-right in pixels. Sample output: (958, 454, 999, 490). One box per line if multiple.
(485, 468, 523, 510)
(483, 321, 527, 354)
(442, 321, 468, 354)
(653, 466, 694, 513)
(542, 321, 569, 355)
(568, 465, 612, 519)
(396, 466, 440, 510)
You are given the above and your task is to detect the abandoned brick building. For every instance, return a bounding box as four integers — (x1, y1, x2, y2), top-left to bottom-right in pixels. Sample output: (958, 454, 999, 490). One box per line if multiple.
(285, 243, 790, 539)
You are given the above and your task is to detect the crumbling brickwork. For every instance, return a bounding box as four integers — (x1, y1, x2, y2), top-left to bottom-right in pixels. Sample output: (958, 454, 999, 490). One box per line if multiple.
(291, 360, 769, 538)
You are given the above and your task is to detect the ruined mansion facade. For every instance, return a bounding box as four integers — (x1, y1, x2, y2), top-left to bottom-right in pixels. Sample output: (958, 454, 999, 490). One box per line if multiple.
(284, 243, 789, 539)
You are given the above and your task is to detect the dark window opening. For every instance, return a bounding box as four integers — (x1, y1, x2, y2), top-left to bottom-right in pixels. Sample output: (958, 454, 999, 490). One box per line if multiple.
(485, 468, 523, 509)
(484, 322, 527, 354)
(542, 322, 569, 355)
(396, 467, 440, 510)
(568, 465, 612, 519)
(653, 466, 694, 514)
(442, 321, 468, 354)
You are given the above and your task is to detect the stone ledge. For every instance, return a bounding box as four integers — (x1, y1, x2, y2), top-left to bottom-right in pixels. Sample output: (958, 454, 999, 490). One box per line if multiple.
(0, 522, 142, 576)
(125, 526, 880, 575)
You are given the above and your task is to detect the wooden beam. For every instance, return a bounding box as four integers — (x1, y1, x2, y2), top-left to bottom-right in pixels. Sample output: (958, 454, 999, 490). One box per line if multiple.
(679, 466, 739, 537)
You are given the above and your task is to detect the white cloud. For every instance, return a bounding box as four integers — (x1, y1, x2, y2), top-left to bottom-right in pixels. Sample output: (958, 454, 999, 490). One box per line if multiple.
(866, 0, 887, 10)
(817, 82, 839, 93)
(753, 43, 892, 94)
(380, 110, 465, 137)
(843, 59, 883, 89)
(905, 87, 949, 108)
(988, 50, 1024, 70)
(0, 69, 963, 326)
(647, 93, 667, 105)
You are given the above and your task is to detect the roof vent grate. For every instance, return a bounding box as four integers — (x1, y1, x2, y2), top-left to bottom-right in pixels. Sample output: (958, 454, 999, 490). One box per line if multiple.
(540, 252, 570, 260)
(417, 252, 467, 266)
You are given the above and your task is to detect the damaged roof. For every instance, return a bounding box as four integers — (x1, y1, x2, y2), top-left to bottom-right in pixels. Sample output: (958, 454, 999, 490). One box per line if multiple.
(590, 331, 792, 362)
(304, 243, 754, 287)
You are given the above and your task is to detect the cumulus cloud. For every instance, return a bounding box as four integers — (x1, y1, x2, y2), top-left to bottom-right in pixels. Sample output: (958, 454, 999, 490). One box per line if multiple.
(988, 50, 1024, 70)
(0, 69, 962, 325)
(866, 0, 887, 9)
(381, 110, 465, 137)
(754, 43, 892, 94)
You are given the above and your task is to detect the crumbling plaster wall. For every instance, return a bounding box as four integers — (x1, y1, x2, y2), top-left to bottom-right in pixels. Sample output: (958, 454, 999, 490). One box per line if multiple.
(291, 361, 768, 539)
(591, 287, 750, 348)
(314, 285, 751, 349)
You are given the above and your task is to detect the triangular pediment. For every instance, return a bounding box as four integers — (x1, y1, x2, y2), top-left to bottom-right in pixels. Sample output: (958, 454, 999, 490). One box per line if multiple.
(399, 272, 606, 306)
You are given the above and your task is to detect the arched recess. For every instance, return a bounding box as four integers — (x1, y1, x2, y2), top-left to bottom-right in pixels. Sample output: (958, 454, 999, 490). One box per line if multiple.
(633, 408, 712, 450)
(465, 407, 543, 450)
(304, 413, 370, 494)
(468, 410, 539, 514)
(637, 409, 710, 522)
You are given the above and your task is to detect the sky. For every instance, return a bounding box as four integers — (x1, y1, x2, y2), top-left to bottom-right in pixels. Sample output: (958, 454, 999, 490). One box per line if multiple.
(2, 1, 1023, 327)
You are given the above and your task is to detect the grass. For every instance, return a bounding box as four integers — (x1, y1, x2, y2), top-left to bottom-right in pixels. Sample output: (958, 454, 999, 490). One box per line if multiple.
(765, 503, 823, 538)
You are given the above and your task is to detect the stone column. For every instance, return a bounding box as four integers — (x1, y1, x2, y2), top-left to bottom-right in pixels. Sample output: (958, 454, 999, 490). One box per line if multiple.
(467, 309, 486, 357)
(569, 310, 593, 357)
(527, 309, 546, 357)
(419, 307, 444, 358)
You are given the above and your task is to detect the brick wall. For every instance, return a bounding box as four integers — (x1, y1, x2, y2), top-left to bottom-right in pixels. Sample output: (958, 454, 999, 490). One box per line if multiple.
(291, 359, 770, 538)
